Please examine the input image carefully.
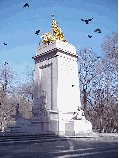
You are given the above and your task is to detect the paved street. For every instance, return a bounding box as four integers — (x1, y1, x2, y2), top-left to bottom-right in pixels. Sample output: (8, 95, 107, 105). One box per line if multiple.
(0, 133, 118, 158)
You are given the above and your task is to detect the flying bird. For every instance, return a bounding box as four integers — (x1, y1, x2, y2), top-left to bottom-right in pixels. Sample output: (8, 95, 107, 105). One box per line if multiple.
(4, 62, 8, 65)
(81, 18, 93, 24)
(3, 43, 7, 45)
(23, 3, 29, 8)
(88, 35, 92, 38)
(94, 28, 101, 33)
(35, 30, 40, 35)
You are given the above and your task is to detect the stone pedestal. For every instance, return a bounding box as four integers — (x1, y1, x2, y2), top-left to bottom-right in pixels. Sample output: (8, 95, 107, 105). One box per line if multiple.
(6, 115, 52, 135)
(32, 40, 82, 134)
(58, 111, 92, 136)
(6, 116, 31, 134)
(31, 116, 50, 132)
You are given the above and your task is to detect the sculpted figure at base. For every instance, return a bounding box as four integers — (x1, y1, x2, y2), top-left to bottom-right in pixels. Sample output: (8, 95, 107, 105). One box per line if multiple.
(32, 91, 48, 117)
(72, 106, 85, 120)
(32, 106, 39, 117)
(12, 103, 22, 117)
(40, 91, 48, 116)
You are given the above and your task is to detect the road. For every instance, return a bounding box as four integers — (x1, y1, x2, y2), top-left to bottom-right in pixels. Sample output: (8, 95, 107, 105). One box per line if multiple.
(0, 133, 118, 158)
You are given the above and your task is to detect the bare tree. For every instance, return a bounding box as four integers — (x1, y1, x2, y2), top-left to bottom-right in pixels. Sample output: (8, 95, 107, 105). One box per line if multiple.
(101, 32, 118, 71)
(0, 63, 19, 131)
(0, 63, 18, 98)
(11, 65, 35, 120)
(77, 47, 100, 117)
(87, 55, 118, 131)
(21, 66, 34, 102)
(0, 64, 35, 131)
(99, 32, 118, 132)
(77, 41, 118, 132)
(0, 64, 33, 130)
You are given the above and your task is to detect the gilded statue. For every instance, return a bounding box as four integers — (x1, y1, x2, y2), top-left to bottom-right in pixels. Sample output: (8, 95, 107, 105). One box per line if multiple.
(52, 18, 67, 42)
(39, 32, 53, 45)
(39, 14, 68, 45)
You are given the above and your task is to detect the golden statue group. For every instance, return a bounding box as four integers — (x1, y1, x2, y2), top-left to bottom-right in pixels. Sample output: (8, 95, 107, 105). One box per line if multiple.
(39, 14, 68, 45)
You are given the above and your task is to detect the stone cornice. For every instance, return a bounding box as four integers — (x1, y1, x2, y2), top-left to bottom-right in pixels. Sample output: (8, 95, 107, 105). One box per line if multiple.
(37, 40, 76, 55)
(32, 40, 78, 60)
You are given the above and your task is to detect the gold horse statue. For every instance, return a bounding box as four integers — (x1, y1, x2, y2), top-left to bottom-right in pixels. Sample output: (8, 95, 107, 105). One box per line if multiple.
(39, 32, 53, 45)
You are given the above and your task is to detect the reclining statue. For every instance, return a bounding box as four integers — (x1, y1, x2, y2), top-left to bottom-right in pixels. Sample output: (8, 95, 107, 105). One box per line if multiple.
(72, 106, 85, 120)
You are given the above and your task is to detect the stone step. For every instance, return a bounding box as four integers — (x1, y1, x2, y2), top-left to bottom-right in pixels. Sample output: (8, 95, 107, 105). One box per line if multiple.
(0, 134, 65, 146)
(0, 132, 60, 140)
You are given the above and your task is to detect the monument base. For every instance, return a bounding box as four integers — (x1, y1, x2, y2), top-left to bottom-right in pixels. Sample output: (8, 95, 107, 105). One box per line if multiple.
(59, 120, 92, 136)
(5, 109, 92, 136)
(5, 116, 54, 135)
(58, 111, 92, 136)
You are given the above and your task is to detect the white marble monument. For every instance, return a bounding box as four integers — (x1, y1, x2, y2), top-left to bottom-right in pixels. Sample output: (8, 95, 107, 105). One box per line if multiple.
(5, 14, 92, 136)
(32, 14, 92, 135)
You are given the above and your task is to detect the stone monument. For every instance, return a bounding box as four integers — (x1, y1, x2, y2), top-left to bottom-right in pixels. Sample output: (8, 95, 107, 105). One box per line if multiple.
(32, 14, 92, 135)
(5, 14, 92, 136)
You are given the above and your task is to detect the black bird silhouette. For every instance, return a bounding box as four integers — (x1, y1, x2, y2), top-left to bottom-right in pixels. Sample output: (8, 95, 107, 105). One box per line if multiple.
(23, 3, 29, 8)
(81, 18, 93, 24)
(3, 43, 7, 45)
(97, 56, 100, 58)
(4, 62, 8, 65)
(94, 28, 101, 33)
(35, 30, 40, 35)
(88, 35, 92, 38)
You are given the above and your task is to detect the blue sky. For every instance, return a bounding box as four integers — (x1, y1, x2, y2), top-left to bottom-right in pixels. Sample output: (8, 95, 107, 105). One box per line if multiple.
(0, 0, 118, 81)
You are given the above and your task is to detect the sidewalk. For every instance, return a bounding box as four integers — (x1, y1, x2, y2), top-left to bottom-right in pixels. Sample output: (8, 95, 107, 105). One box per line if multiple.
(99, 133, 118, 137)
